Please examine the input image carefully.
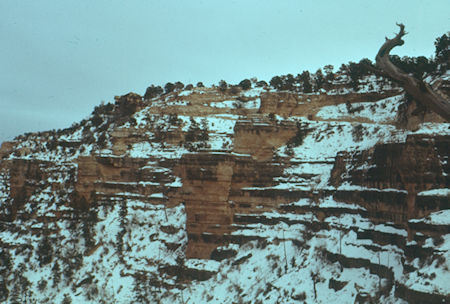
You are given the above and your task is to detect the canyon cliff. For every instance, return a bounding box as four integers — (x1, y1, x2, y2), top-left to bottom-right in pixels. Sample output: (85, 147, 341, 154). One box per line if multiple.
(0, 71, 449, 303)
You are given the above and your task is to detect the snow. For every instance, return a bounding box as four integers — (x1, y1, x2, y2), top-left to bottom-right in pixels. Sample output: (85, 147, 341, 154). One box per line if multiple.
(412, 122, 450, 135)
(177, 114, 237, 151)
(417, 188, 450, 197)
(241, 97, 261, 109)
(241, 88, 264, 98)
(166, 99, 189, 107)
(181, 205, 411, 303)
(275, 118, 407, 192)
(166, 176, 183, 187)
(204, 115, 237, 134)
(403, 233, 450, 294)
(0, 200, 188, 303)
(409, 210, 450, 225)
(133, 109, 147, 126)
(178, 90, 193, 97)
(373, 224, 408, 237)
(129, 141, 189, 159)
(316, 95, 403, 123)
(336, 183, 408, 194)
(208, 134, 233, 150)
(281, 162, 333, 189)
(59, 127, 83, 142)
(184, 259, 220, 272)
(278, 119, 405, 163)
(210, 98, 260, 110)
(210, 100, 236, 108)
(319, 195, 366, 210)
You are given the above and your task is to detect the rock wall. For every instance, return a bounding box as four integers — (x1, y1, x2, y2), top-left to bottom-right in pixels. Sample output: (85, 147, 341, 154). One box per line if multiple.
(330, 134, 449, 222)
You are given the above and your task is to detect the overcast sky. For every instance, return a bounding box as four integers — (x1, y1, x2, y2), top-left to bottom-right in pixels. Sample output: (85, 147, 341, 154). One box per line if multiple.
(1, 0, 449, 143)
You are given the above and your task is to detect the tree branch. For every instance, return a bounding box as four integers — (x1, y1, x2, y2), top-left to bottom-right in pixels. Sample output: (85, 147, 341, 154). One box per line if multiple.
(375, 24, 450, 122)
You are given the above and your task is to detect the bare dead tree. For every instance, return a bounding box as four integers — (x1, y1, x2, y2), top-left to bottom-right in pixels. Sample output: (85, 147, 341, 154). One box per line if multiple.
(374, 23, 450, 122)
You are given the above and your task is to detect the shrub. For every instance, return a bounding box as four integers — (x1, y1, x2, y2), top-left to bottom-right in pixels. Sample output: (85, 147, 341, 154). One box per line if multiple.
(52, 261, 61, 287)
(97, 121, 109, 132)
(97, 132, 107, 148)
(284, 73, 296, 91)
(352, 124, 364, 142)
(168, 114, 180, 126)
(184, 118, 200, 142)
(174, 81, 184, 91)
(345, 101, 364, 114)
(288, 122, 310, 147)
(164, 82, 175, 94)
(346, 58, 374, 89)
(324, 64, 334, 81)
(298, 71, 312, 93)
(270, 76, 283, 90)
(93, 102, 114, 116)
(117, 200, 127, 260)
(435, 32, 449, 71)
(46, 137, 58, 150)
(199, 118, 209, 141)
(92, 114, 103, 127)
(292, 291, 306, 301)
(435, 33, 449, 59)
(114, 93, 141, 124)
(37, 236, 53, 266)
(256, 80, 268, 88)
(0, 249, 12, 271)
(184, 118, 210, 151)
(389, 55, 435, 79)
(314, 68, 324, 90)
(37, 279, 47, 292)
(61, 293, 72, 304)
(82, 207, 99, 250)
(238, 79, 252, 90)
(144, 85, 163, 100)
(218, 80, 228, 92)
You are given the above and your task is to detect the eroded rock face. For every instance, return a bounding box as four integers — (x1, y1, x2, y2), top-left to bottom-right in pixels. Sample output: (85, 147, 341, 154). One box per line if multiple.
(173, 151, 286, 258)
(233, 117, 297, 161)
(351, 135, 447, 190)
(75, 156, 149, 201)
(330, 134, 449, 221)
(0, 141, 15, 160)
(259, 90, 399, 118)
(0, 159, 46, 220)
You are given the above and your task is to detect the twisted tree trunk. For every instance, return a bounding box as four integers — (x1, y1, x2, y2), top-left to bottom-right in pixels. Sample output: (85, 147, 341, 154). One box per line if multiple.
(375, 23, 450, 122)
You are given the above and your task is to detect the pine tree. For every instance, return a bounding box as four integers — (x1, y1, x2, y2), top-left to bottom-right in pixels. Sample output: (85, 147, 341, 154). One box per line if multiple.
(144, 85, 163, 100)
(314, 68, 324, 91)
(218, 80, 228, 92)
(299, 71, 312, 93)
(238, 79, 252, 90)
(270, 76, 283, 90)
(37, 235, 53, 266)
(117, 200, 127, 261)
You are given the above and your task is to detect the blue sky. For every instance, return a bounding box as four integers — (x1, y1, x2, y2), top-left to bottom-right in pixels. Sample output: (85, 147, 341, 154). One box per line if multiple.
(0, 0, 449, 142)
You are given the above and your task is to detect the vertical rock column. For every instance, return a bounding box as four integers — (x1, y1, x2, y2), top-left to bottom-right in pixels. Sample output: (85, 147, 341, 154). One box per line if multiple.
(175, 153, 236, 259)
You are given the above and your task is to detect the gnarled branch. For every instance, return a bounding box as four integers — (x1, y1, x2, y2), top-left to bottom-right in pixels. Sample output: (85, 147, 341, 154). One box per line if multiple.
(375, 23, 450, 122)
